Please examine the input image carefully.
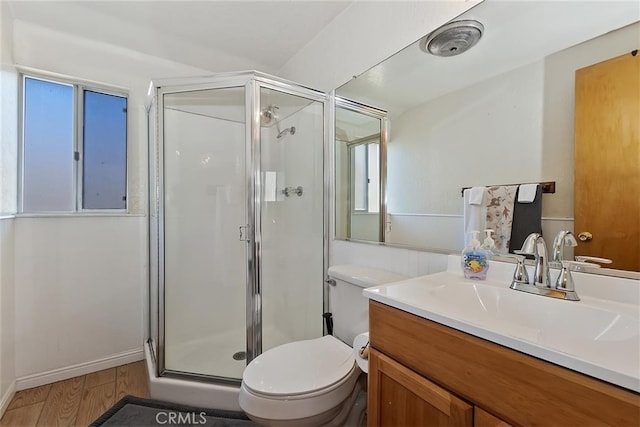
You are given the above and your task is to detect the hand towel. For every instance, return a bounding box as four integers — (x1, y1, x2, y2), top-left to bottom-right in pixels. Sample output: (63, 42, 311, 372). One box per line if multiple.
(485, 185, 518, 254)
(463, 188, 487, 247)
(517, 183, 539, 203)
(469, 186, 486, 205)
(509, 185, 543, 253)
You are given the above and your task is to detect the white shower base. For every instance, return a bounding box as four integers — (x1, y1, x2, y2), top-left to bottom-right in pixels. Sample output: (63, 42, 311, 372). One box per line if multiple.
(165, 327, 292, 379)
(165, 329, 247, 379)
(146, 327, 295, 411)
(146, 343, 242, 411)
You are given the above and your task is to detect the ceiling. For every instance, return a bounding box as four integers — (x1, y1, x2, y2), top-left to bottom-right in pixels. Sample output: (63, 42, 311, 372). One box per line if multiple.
(7, 0, 353, 74)
(337, 0, 640, 116)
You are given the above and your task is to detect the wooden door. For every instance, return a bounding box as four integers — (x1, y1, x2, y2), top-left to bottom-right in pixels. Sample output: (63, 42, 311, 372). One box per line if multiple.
(368, 348, 473, 427)
(574, 51, 639, 271)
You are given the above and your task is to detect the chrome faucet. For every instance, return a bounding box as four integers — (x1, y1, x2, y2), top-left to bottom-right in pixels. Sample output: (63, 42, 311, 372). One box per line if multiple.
(519, 233, 551, 288)
(509, 232, 580, 301)
(551, 230, 578, 266)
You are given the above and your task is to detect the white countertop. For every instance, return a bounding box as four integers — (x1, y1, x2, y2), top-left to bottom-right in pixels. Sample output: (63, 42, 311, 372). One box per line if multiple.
(363, 256, 640, 392)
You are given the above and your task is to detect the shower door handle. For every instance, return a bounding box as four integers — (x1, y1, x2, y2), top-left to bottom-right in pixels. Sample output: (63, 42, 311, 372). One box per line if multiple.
(239, 225, 249, 242)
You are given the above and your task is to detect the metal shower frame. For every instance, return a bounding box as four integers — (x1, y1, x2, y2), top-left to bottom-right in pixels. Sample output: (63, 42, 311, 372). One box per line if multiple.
(147, 71, 330, 384)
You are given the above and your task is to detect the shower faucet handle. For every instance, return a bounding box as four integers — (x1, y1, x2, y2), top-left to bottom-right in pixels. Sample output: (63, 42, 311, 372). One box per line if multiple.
(282, 186, 303, 197)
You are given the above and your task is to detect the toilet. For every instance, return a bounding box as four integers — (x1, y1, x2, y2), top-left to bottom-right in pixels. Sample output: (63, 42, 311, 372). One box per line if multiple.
(238, 265, 409, 426)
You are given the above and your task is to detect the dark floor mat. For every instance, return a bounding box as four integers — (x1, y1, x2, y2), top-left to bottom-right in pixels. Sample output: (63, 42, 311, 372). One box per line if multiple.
(90, 395, 258, 426)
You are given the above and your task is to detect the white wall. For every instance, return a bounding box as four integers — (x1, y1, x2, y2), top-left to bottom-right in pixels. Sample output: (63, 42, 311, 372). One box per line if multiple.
(0, 219, 15, 414)
(1, 6, 17, 217)
(10, 20, 214, 388)
(14, 216, 146, 386)
(386, 60, 544, 250)
(389, 61, 544, 215)
(0, 0, 17, 415)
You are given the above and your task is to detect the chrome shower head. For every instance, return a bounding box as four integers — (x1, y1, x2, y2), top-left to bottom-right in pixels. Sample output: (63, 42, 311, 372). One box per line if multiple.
(276, 126, 296, 139)
(261, 105, 297, 139)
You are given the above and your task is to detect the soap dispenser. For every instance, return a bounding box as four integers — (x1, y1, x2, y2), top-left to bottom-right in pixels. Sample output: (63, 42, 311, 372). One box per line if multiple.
(481, 229, 497, 257)
(461, 230, 489, 280)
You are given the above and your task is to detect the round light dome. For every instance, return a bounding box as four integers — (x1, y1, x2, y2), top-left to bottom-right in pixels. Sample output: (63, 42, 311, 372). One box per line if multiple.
(420, 20, 484, 57)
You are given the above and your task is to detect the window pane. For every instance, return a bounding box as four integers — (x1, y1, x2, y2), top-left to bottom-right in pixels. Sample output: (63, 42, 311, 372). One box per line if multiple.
(83, 91, 127, 209)
(23, 78, 74, 212)
(353, 144, 367, 211)
(368, 143, 380, 213)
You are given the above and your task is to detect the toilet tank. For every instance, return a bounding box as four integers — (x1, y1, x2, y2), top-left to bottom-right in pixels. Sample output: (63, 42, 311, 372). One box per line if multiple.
(327, 265, 409, 346)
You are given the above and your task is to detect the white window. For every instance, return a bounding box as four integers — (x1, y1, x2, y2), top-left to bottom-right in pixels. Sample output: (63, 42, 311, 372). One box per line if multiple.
(351, 141, 380, 213)
(21, 75, 128, 212)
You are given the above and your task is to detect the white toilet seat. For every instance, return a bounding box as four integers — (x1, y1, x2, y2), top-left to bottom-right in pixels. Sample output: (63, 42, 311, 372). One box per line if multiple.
(242, 335, 356, 396)
(239, 335, 361, 423)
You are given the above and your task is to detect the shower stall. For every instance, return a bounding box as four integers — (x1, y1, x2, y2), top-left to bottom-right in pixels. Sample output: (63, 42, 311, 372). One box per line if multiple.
(146, 72, 329, 410)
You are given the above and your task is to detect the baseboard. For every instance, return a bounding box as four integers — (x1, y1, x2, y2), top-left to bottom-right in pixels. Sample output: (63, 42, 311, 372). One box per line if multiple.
(0, 381, 16, 418)
(16, 348, 144, 391)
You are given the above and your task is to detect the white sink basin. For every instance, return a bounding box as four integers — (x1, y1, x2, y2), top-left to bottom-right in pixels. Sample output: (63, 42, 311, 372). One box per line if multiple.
(364, 271, 640, 392)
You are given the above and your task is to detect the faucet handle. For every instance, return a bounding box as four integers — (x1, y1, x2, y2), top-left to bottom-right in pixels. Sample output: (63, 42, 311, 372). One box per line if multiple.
(570, 256, 611, 272)
(555, 261, 580, 301)
(504, 253, 530, 286)
(575, 255, 612, 265)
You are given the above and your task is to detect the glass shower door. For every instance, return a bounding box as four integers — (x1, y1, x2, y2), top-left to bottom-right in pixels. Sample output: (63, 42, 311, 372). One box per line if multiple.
(161, 86, 247, 380)
(258, 86, 325, 352)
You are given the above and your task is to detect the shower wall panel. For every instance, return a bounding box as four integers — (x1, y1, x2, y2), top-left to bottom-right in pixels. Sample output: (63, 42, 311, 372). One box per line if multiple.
(260, 95, 324, 352)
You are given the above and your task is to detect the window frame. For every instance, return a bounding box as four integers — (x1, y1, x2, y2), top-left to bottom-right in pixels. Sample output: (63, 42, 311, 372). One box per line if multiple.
(19, 71, 129, 214)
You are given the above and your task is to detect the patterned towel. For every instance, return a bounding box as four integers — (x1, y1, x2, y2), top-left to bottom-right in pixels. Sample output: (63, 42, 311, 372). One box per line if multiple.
(485, 185, 518, 254)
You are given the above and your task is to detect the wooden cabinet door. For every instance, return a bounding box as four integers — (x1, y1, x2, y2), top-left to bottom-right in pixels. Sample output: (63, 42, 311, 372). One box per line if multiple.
(368, 348, 472, 427)
(574, 51, 639, 271)
(474, 407, 512, 427)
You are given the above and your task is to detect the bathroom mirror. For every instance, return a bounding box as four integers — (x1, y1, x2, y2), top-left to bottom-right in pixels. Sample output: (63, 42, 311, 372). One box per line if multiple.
(335, 98, 388, 242)
(335, 1, 640, 273)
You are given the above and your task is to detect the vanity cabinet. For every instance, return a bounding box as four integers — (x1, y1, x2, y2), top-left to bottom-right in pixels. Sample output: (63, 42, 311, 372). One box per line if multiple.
(369, 348, 473, 426)
(368, 301, 640, 426)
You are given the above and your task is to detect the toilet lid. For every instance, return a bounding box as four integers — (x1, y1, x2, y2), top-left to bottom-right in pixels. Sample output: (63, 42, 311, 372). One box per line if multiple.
(242, 335, 355, 396)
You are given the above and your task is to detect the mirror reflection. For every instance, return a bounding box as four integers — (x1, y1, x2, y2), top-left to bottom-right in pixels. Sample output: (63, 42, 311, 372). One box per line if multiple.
(335, 1, 639, 272)
(335, 99, 387, 242)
